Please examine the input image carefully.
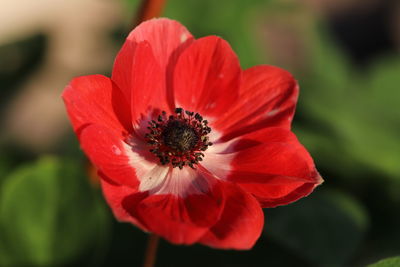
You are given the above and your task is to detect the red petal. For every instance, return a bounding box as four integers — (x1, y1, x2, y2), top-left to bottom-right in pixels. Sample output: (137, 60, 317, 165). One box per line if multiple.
(100, 173, 148, 230)
(111, 40, 137, 103)
(213, 65, 299, 141)
(233, 129, 322, 207)
(202, 127, 322, 208)
(173, 36, 241, 118)
(241, 180, 320, 208)
(62, 75, 132, 135)
(199, 182, 264, 250)
(130, 41, 172, 130)
(123, 169, 225, 245)
(112, 18, 193, 101)
(230, 128, 317, 180)
(128, 18, 194, 69)
(80, 124, 140, 188)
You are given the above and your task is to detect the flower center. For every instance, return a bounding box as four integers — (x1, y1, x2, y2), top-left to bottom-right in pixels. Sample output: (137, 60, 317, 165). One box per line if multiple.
(162, 120, 199, 152)
(145, 108, 212, 169)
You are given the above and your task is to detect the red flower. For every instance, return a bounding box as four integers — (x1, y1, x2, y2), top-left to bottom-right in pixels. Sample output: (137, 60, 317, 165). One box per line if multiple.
(62, 18, 322, 250)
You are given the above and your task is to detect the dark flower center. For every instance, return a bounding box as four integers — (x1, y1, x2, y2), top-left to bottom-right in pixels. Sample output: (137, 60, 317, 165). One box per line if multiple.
(145, 108, 212, 169)
(162, 120, 199, 152)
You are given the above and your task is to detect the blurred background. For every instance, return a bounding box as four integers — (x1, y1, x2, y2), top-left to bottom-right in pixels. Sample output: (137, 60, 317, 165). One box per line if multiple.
(0, 0, 399, 266)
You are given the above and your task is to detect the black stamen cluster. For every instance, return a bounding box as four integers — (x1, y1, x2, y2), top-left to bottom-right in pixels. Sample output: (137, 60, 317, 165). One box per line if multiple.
(145, 108, 213, 169)
(162, 120, 199, 152)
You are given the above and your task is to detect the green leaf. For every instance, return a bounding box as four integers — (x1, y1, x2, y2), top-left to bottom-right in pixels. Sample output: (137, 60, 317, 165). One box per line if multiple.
(294, 17, 400, 182)
(347, 57, 400, 179)
(368, 256, 400, 267)
(0, 156, 110, 266)
(265, 189, 369, 266)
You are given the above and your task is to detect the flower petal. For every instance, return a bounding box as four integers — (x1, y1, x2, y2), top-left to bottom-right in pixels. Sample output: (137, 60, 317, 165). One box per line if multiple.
(129, 41, 172, 131)
(128, 18, 194, 69)
(79, 124, 140, 188)
(199, 182, 264, 250)
(229, 128, 318, 181)
(212, 65, 299, 141)
(232, 137, 322, 207)
(173, 36, 241, 118)
(112, 18, 193, 101)
(122, 169, 225, 245)
(202, 127, 322, 207)
(100, 173, 148, 229)
(240, 180, 321, 208)
(110, 40, 137, 103)
(62, 75, 132, 135)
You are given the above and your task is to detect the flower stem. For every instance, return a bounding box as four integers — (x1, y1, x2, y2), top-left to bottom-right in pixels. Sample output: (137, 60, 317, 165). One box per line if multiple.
(134, 0, 167, 27)
(143, 234, 160, 267)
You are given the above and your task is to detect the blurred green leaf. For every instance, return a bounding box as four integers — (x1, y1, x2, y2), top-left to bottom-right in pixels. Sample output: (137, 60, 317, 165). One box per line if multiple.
(163, 0, 269, 68)
(0, 156, 110, 267)
(346, 58, 400, 179)
(368, 256, 400, 267)
(302, 55, 400, 181)
(294, 17, 400, 182)
(265, 189, 369, 266)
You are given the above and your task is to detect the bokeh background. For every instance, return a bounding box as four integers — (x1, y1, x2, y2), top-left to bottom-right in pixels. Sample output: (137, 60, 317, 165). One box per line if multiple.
(1, 0, 400, 266)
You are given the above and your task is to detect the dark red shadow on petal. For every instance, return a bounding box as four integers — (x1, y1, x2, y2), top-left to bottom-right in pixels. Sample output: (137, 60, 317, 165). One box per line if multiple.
(100, 173, 148, 230)
(165, 37, 194, 112)
(217, 127, 322, 208)
(80, 124, 140, 189)
(122, 175, 225, 245)
(111, 40, 137, 102)
(62, 75, 132, 137)
(128, 41, 176, 134)
(219, 106, 296, 143)
(246, 180, 321, 208)
(111, 80, 133, 133)
(211, 65, 298, 142)
(75, 123, 91, 139)
(233, 127, 300, 150)
(199, 182, 264, 250)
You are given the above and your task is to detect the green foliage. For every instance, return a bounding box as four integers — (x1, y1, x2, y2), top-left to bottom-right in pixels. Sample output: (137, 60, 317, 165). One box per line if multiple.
(368, 256, 400, 267)
(265, 189, 368, 266)
(163, 0, 269, 68)
(0, 156, 110, 267)
(300, 32, 400, 181)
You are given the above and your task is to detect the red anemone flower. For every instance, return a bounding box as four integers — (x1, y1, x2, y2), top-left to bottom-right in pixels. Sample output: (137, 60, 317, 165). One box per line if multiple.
(62, 18, 322, 249)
